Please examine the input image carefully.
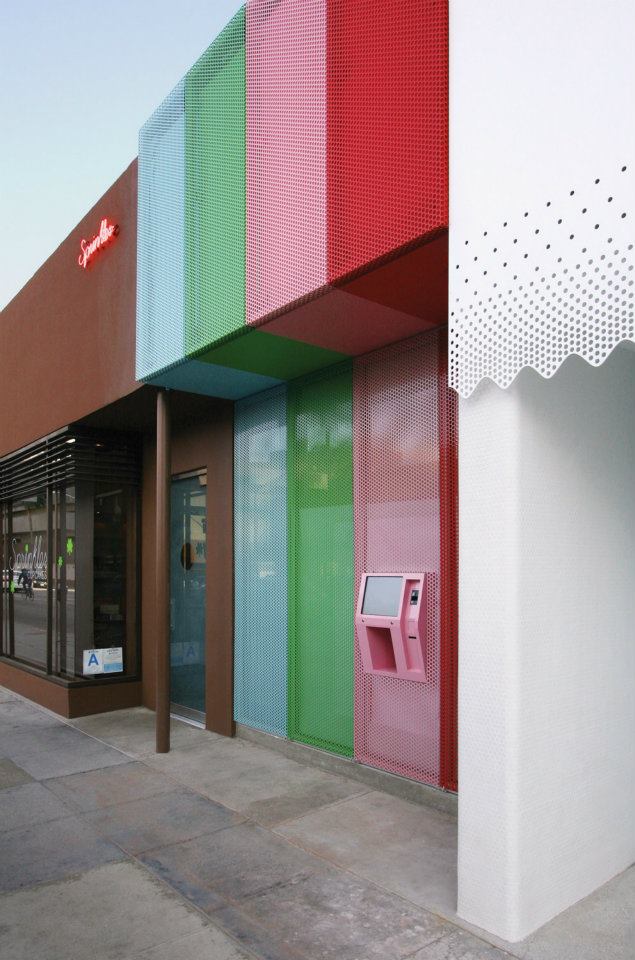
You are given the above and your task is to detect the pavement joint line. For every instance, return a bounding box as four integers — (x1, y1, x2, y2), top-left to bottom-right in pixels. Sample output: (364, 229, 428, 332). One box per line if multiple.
(0, 692, 222, 763)
(0, 858, 119, 898)
(0, 689, 67, 725)
(1, 688, 210, 754)
(400, 932, 449, 959)
(117, 736, 225, 760)
(63, 720, 225, 760)
(0, 810, 89, 837)
(39, 775, 230, 817)
(0, 803, 74, 833)
(120, 846, 304, 960)
(266, 786, 374, 829)
(96, 816, 249, 859)
(115, 925, 248, 960)
(38, 769, 174, 813)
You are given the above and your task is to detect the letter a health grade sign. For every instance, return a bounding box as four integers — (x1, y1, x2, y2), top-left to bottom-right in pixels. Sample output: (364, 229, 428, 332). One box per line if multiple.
(83, 647, 124, 676)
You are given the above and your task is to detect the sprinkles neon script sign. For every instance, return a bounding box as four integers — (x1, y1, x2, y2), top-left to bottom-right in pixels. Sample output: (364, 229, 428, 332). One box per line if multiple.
(78, 218, 119, 269)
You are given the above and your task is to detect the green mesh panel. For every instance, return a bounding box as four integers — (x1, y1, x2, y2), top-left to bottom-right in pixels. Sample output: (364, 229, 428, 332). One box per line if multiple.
(185, 7, 245, 356)
(198, 329, 347, 380)
(287, 364, 354, 756)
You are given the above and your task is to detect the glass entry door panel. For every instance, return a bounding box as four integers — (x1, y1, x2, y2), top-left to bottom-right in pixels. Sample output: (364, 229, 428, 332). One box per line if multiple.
(170, 473, 207, 720)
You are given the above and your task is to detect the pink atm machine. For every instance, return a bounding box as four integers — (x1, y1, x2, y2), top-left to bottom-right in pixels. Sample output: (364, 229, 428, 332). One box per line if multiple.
(355, 574, 428, 682)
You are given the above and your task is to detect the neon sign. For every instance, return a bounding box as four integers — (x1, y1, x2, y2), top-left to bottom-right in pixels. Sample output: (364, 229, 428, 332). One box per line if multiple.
(78, 218, 119, 269)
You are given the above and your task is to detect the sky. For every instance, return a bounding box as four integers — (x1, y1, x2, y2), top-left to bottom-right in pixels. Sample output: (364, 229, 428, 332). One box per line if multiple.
(0, 0, 240, 310)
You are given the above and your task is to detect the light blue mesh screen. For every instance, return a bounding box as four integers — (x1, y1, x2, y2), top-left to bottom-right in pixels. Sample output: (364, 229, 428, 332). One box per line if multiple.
(137, 80, 186, 381)
(234, 386, 288, 736)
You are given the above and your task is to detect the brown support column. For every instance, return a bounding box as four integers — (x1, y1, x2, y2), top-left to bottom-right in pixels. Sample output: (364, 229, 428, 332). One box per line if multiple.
(155, 389, 171, 752)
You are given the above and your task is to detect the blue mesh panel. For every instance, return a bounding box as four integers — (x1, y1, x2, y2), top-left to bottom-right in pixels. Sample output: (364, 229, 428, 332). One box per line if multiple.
(137, 80, 186, 381)
(148, 358, 282, 400)
(234, 386, 288, 736)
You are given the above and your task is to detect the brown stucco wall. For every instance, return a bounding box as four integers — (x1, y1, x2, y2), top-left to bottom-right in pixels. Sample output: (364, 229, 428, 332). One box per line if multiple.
(141, 396, 235, 737)
(0, 160, 139, 458)
(0, 658, 142, 718)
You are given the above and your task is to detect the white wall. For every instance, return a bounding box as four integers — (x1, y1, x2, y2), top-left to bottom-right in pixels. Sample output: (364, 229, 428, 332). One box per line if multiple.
(449, 0, 635, 396)
(457, 344, 635, 941)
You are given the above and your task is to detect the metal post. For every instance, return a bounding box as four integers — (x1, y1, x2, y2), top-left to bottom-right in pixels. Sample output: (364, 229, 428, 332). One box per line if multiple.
(156, 389, 171, 752)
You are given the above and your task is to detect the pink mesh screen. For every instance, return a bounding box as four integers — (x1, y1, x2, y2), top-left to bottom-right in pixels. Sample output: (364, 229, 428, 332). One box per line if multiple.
(353, 329, 457, 786)
(246, 0, 327, 326)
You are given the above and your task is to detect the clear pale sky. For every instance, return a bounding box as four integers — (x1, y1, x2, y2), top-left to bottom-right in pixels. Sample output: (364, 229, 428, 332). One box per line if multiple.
(0, 0, 240, 310)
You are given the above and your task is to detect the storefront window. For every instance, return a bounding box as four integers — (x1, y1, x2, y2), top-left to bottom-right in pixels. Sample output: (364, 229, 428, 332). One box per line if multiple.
(0, 431, 139, 684)
(9, 493, 48, 669)
(52, 487, 76, 676)
(94, 485, 128, 650)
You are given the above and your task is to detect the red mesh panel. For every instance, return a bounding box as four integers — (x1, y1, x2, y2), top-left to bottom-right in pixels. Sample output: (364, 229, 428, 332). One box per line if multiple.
(353, 329, 458, 787)
(246, 0, 327, 326)
(257, 231, 448, 354)
(327, 0, 448, 283)
(246, 0, 448, 352)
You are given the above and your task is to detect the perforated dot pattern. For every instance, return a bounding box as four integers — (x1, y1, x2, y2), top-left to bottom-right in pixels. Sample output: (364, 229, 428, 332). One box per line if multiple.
(450, 165, 635, 397)
(184, 7, 246, 356)
(353, 330, 458, 786)
(246, 0, 327, 326)
(288, 364, 354, 757)
(327, 0, 448, 283)
(234, 386, 288, 737)
(136, 80, 186, 381)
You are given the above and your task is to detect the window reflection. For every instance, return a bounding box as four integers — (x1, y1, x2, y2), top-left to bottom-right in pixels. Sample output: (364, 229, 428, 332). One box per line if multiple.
(11, 493, 48, 668)
(53, 487, 75, 676)
(1, 482, 138, 682)
(93, 485, 128, 654)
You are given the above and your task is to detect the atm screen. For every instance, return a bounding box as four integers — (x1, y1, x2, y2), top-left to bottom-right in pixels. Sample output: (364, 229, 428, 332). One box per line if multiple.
(362, 576, 403, 617)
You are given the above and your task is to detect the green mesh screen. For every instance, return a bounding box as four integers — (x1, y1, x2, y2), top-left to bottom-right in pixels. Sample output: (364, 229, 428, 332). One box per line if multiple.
(287, 364, 354, 756)
(185, 6, 246, 356)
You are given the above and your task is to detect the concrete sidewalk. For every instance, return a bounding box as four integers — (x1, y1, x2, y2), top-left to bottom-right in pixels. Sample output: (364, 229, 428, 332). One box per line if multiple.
(0, 687, 632, 960)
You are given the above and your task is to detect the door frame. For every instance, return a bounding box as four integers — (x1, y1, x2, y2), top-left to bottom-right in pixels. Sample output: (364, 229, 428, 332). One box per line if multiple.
(142, 399, 235, 738)
(169, 468, 207, 725)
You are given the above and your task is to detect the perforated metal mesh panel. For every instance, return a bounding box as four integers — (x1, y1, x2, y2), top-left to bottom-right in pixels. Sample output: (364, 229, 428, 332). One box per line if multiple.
(137, 81, 186, 381)
(234, 386, 288, 736)
(246, 0, 327, 326)
(353, 329, 457, 786)
(185, 7, 246, 356)
(327, 0, 448, 283)
(288, 365, 354, 756)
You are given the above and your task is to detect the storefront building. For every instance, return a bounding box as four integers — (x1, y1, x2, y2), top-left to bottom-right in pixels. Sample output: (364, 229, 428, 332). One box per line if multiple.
(0, 163, 144, 715)
(1, 0, 633, 946)
(134, 0, 456, 789)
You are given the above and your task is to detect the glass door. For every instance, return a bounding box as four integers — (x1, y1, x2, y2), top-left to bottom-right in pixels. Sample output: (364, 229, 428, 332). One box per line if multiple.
(170, 471, 207, 723)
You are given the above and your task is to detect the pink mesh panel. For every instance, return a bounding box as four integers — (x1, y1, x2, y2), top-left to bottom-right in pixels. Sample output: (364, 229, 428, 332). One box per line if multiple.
(353, 330, 452, 785)
(246, 0, 327, 326)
